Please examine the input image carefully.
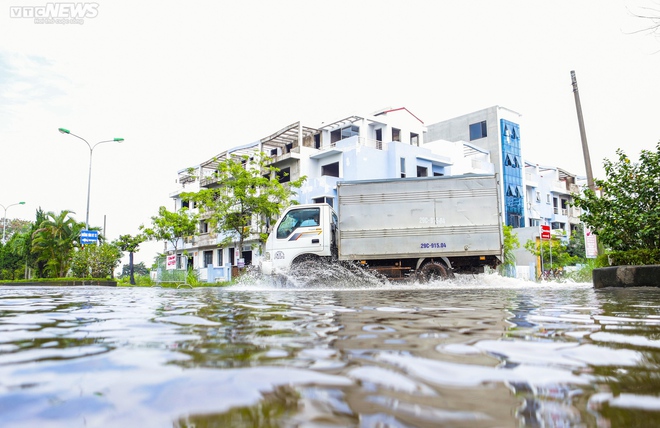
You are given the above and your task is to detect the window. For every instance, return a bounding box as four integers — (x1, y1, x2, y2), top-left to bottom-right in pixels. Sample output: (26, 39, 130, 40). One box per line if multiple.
(504, 153, 521, 168)
(331, 129, 341, 144)
(277, 167, 291, 183)
(546, 194, 551, 204)
(269, 148, 278, 157)
(203, 250, 213, 267)
(314, 133, 321, 149)
(410, 132, 419, 146)
(341, 125, 359, 139)
(277, 207, 321, 239)
(321, 162, 339, 177)
(469, 121, 487, 140)
(229, 247, 235, 265)
(416, 166, 428, 177)
(200, 221, 209, 234)
(375, 128, 383, 142)
(535, 191, 541, 203)
(216, 249, 223, 266)
(400, 157, 406, 178)
(392, 128, 401, 142)
(529, 218, 540, 227)
(313, 196, 334, 208)
(331, 126, 359, 144)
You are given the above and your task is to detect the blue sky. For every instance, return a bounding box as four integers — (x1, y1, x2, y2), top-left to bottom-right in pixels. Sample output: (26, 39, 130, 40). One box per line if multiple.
(1, 0, 659, 265)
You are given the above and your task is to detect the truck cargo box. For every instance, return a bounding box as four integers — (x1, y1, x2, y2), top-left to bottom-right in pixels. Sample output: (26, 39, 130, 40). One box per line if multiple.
(336, 174, 502, 261)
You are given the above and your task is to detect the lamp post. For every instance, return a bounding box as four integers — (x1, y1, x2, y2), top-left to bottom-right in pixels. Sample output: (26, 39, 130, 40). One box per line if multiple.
(58, 128, 123, 229)
(1, 201, 26, 244)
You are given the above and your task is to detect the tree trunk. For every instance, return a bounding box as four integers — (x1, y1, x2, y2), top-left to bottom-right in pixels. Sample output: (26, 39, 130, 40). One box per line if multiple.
(129, 252, 136, 285)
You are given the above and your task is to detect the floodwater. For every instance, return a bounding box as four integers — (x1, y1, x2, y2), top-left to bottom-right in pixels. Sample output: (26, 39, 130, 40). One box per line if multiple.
(1, 272, 660, 428)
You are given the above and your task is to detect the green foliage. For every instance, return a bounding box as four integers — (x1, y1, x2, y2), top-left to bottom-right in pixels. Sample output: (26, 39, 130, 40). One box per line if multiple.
(141, 206, 198, 254)
(120, 261, 150, 277)
(31, 210, 86, 277)
(117, 273, 153, 287)
(70, 243, 122, 278)
(499, 224, 520, 277)
(571, 142, 660, 254)
(1, 218, 30, 242)
(608, 249, 660, 266)
(524, 238, 579, 271)
(114, 233, 147, 285)
(566, 224, 586, 259)
(182, 152, 306, 254)
(0, 236, 24, 280)
(186, 268, 200, 286)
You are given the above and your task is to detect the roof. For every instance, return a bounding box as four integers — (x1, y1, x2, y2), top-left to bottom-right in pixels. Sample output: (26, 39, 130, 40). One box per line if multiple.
(199, 121, 319, 171)
(373, 107, 424, 124)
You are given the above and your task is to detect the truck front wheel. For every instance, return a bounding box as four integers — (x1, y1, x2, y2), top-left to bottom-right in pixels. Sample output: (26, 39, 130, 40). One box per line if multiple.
(418, 261, 451, 282)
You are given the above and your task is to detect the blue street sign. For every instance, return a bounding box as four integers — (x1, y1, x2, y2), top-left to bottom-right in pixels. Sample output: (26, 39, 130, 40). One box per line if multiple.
(80, 230, 99, 245)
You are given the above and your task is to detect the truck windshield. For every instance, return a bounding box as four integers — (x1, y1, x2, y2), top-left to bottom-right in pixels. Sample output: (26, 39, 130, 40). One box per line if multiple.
(276, 207, 320, 239)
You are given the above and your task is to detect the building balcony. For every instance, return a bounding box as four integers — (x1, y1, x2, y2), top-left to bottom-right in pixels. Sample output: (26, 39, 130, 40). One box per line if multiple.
(551, 181, 570, 195)
(200, 174, 220, 187)
(194, 233, 217, 248)
(525, 173, 539, 187)
(269, 146, 302, 165)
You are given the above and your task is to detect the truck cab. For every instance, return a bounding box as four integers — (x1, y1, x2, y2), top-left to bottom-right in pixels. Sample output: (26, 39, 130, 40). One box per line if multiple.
(260, 204, 336, 275)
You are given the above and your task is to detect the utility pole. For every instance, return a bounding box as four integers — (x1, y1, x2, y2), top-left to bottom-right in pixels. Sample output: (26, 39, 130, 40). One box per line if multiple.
(570, 70, 595, 191)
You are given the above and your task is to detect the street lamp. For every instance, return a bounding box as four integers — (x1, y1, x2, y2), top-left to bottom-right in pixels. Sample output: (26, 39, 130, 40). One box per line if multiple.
(1, 201, 26, 244)
(58, 128, 124, 229)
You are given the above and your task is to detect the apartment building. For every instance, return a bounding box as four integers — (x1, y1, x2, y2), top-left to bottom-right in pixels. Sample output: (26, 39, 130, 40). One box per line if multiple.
(523, 163, 583, 237)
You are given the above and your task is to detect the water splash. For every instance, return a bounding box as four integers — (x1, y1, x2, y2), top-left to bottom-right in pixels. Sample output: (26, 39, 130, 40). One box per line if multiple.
(232, 262, 593, 291)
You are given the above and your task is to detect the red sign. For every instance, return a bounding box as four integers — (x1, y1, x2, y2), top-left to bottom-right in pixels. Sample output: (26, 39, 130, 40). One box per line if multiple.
(540, 225, 551, 240)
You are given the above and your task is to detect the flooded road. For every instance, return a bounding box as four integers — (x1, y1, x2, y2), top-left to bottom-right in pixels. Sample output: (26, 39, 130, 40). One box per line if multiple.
(1, 274, 660, 427)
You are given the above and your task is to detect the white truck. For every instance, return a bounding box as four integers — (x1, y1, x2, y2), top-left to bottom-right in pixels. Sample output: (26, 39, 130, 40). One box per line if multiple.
(260, 174, 503, 281)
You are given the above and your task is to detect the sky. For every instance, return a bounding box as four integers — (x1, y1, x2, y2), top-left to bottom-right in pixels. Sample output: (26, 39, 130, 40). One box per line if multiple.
(1, 0, 659, 266)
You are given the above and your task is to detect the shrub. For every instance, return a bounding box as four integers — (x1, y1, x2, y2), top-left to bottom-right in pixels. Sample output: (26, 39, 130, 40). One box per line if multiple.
(608, 249, 660, 266)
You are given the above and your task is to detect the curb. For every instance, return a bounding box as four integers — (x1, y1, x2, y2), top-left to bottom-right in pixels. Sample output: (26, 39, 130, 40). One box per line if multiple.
(593, 265, 660, 289)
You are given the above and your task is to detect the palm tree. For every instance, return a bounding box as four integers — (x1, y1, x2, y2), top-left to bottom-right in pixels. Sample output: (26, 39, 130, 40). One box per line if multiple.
(31, 210, 85, 277)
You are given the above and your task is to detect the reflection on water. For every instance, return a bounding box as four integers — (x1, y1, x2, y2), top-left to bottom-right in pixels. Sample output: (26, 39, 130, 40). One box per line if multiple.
(1, 274, 660, 427)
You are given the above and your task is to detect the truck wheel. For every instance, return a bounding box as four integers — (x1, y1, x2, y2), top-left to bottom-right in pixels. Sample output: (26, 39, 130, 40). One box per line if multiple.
(419, 261, 450, 282)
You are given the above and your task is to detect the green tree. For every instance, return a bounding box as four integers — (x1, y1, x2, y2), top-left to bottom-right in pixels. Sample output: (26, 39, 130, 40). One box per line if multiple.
(0, 235, 23, 280)
(27, 208, 48, 278)
(114, 233, 147, 285)
(182, 152, 306, 257)
(499, 224, 520, 277)
(70, 243, 122, 278)
(1, 218, 30, 243)
(120, 261, 150, 278)
(141, 206, 198, 267)
(524, 238, 579, 274)
(31, 210, 85, 277)
(571, 142, 660, 253)
(566, 224, 586, 260)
